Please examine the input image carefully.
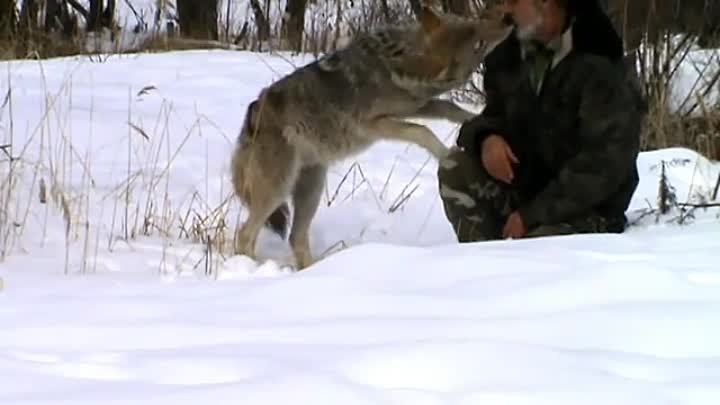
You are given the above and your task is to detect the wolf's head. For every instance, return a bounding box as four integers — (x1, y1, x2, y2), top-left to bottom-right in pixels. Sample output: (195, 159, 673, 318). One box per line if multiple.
(415, 3, 513, 83)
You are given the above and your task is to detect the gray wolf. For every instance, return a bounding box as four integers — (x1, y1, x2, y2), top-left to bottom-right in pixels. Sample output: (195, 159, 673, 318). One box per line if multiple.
(230, 4, 513, 269)
(437, 0, 646, 242)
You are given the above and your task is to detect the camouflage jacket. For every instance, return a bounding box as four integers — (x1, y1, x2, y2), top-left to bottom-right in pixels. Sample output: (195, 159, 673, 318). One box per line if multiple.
(457, 12, 646, 232)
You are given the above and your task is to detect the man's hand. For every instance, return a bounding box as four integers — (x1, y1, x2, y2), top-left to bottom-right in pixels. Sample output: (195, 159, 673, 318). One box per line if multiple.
(481, 134, 519, 184)
(502, 211, 526, 239)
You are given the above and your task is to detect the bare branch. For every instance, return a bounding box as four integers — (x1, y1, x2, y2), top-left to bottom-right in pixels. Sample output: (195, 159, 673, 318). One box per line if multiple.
(66, 0, 89, 20)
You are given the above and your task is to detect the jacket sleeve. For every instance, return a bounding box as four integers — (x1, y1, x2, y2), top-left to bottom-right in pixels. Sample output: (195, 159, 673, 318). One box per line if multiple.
(517, 62, 642, 229)
(456, 58, 509, 156)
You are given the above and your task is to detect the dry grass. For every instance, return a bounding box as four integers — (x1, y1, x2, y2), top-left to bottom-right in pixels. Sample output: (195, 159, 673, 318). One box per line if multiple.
(0, 59, 238, 276)
(627, 156, 720, 228)
(635, 32, 720, 160)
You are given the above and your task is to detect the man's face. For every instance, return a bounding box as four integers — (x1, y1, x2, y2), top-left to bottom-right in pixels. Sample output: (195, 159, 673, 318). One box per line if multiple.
(504, 0, 545, 40)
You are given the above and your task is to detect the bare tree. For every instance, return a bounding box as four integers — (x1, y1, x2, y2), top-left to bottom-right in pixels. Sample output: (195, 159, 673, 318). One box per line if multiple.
(177, 0, 218, 40)
(282, 0, 307, 51)
(0, 0, 15, 40)
(407, 0, 422, 19)
(45, 0, 60, 31)
(249, 0, 269, 43)
(86, 0, 115, 32)
(17, 0, 38, 34)
(378, 0, 390, 21)
(45, 0, 78, 38)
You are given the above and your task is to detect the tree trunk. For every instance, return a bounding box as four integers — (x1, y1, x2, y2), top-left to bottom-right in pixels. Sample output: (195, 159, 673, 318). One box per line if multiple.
(282, 0, 307, 51)
(0, 0, 15, 39)
(18, 0, 38, 34)
(379, 0, 390, 22)
(44, 0, 77, 39)
(249, 0, 269, 42)
(177, 0, 218, 40)
(408, 0, 422, 19)
(44, 0, 58, 32)
(103, 0, 115, 29)
(81, 0, 113, 32)
(86, 0, 102, 31)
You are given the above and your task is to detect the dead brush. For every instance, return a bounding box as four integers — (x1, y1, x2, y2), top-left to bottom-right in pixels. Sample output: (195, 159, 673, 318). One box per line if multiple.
(0, 76, 15, 262)
(0, 54, 244, 276)
(111, 96, 239, 274)
(0, 56, 96, 272)
(637, 31, 720, 160)
(629, 155, 720, 228)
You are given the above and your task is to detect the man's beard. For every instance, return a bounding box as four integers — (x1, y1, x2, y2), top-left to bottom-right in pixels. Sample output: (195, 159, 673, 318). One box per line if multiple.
(515, 16, 544, 41)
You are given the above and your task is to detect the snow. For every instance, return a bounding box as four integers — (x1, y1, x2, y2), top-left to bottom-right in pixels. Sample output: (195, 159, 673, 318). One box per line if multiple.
(1, 48, 720, 405)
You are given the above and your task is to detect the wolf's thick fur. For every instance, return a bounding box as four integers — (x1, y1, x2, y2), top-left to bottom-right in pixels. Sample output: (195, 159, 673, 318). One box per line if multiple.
(230, 4, 512, 270)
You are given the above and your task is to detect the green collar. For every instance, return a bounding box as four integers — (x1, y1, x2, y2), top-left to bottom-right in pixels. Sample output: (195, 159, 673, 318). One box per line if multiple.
(520, 20, 574, 69)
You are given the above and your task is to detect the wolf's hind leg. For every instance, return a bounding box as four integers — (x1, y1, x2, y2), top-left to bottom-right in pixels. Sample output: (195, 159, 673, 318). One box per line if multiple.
(289, 164, 327, 270)
(233, 150, 298, 262)
(234, 199, 289, 261)
(367, 118, 450, 160)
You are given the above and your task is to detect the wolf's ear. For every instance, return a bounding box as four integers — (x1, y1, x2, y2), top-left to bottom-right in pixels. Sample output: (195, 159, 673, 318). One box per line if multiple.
(420, 5, 444, 35)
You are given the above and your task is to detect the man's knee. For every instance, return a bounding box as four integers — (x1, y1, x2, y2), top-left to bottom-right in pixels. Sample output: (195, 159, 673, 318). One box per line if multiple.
(437, 148, 509, 242)
(437, 146, 489, 186)
(437, 147, 465, 185)
(437, 147, 482, 207)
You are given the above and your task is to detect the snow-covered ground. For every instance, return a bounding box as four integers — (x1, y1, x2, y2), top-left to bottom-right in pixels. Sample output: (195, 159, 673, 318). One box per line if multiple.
(1, 49, 719, 404)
